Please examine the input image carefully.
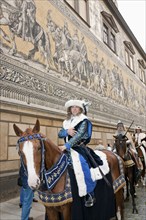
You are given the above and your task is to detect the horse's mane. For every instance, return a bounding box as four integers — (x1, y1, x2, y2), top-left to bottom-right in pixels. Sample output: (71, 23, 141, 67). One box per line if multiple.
(44, 137, 61, 153)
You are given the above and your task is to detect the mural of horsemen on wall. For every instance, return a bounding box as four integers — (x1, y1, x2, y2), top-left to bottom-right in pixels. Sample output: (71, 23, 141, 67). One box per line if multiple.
(0, 0, 145, 115)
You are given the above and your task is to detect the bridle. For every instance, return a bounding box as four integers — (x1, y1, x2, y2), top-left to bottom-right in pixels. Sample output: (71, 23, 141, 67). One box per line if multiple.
(17, 133, 70, 191)
(17, 133, 46, 182)
(115, 134, 128, 160)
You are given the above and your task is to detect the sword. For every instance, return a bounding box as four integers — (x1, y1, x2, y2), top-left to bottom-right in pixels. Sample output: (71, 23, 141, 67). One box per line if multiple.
(124, 120, 134, 136)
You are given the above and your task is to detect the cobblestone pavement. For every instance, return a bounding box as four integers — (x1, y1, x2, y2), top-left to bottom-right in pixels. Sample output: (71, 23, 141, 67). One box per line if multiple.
(0, 185, 145, 220)
(123, 184, 146, 220)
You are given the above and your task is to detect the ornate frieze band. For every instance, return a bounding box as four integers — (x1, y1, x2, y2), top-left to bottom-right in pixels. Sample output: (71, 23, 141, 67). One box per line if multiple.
(0, 54, 144, 127)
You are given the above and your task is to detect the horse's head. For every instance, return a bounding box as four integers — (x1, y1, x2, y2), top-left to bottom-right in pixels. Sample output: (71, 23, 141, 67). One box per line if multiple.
(114, 134, 128, 159)
(13, 119, 44, 189)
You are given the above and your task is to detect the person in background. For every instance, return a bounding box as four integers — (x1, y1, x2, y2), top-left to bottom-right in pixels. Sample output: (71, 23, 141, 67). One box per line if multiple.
(19, 187, 38, 208)
(114, 121, 142, 182)
(107, 143, 112, 151)
(133, 126, 146, 149)
(19, 163, 34, 220)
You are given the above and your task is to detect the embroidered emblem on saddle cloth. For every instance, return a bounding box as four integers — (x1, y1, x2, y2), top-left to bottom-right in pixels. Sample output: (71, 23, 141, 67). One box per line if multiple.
(38, 172, 72, 206)
(113, 153, 126, 193)
(44, 154, 68, 190)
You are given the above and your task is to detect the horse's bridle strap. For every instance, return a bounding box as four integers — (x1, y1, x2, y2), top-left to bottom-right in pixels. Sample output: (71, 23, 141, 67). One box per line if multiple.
(17, 133, 46, 179)
(17, 133, 45, 143)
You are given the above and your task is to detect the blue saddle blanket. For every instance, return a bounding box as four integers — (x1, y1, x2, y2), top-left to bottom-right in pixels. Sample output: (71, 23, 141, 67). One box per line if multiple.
(44, 154, 68, 190)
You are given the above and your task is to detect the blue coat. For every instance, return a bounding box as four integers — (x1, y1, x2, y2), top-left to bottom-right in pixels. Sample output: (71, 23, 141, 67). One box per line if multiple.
(19, 163, 29, 189)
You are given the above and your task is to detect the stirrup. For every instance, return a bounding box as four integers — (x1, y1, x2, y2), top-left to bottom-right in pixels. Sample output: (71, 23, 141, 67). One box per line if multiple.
(84, 194, 96, 208)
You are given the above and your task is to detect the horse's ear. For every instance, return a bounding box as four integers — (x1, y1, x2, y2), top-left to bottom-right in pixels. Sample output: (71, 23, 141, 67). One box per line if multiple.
(13, 124, 23, 137)
(32, 119, 40, 133)
(113, 135, 116, 139)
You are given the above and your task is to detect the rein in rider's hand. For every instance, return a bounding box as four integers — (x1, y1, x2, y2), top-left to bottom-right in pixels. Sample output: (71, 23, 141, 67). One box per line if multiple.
(58, 145, 66, 152)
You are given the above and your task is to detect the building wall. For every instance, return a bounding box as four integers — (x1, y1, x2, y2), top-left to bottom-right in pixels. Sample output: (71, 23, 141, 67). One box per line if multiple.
(0, 0, 145, 200)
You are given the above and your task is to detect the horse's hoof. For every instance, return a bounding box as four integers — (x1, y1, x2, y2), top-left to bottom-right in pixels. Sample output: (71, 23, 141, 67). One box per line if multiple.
(132, 208, 138, 214)
(134, 193, 137, 198)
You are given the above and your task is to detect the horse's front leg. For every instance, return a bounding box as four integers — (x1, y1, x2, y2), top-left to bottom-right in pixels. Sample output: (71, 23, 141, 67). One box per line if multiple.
(125, 176, 129, 201)
(9, 30, 17, 55)
(28, 45, 39, 60)
(62, 203, 72, 220)
(45, 207, 60, 220)
(129, 182, 138, 214)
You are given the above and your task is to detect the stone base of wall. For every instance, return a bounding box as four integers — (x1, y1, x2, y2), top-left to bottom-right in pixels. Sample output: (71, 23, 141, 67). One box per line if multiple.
(0, 172, 20, 202)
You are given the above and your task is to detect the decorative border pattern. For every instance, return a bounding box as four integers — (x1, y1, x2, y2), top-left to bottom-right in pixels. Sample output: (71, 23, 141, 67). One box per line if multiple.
(0, 53, 144, 127)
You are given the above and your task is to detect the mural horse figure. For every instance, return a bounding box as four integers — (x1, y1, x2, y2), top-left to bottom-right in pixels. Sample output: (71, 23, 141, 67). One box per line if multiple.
(114, 133, 138, 214)
(0, 0, 52, 71)
(13, 119, 125, 220)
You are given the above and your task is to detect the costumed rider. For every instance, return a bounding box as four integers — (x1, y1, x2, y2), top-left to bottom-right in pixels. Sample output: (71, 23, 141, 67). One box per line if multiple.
(114, 121, 142, 182)
(133, 126, 146, 149)
(58, 99, 103, 207)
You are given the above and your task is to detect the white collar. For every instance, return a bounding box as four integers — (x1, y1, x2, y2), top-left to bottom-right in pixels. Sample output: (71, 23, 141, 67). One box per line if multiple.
(63, 114, 88, 129)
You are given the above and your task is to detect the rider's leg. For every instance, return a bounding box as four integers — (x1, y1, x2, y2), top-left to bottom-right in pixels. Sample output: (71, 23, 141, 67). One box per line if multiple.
(79, 155, 96, 207)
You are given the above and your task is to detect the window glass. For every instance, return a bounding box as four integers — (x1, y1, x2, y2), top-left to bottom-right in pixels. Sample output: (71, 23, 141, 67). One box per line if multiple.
(103, 24, 108, 44)
(129, 55, 134, 71)
(111, 32, 115, 51)
(125, 50, 129, 66)
(139, 65, 145, 82)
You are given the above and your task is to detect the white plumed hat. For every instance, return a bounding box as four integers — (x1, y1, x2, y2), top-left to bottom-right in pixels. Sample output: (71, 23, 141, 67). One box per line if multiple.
(65, 100, 84, 109)
(117, 120, 124, 127)
(65, 99, 90, 114)
(135, 126, 142, 130)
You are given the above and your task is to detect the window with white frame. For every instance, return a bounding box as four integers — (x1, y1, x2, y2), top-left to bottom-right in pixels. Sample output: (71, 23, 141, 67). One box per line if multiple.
(101, 11, 118, 54)
(138, 59, 146, 84)
(124, 41, 135, 72)
(65, 0, 89, 23)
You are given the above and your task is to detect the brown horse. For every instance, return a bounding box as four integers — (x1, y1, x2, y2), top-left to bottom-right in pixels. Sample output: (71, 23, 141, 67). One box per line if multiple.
(114, 133, 138, 214)
(13, 120, 125, 220)
(99, 149, 126, 220)
(133, 140, 146, 186)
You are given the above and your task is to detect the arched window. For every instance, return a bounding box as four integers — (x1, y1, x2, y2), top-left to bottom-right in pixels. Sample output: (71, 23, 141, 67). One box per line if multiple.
(124, 41, 135, 72)
(101, 11, 119, 53)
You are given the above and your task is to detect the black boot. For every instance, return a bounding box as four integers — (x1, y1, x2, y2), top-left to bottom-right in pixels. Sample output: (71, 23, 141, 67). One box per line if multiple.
(84, 193, 96, 207)
(19, 203, 22, 208)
